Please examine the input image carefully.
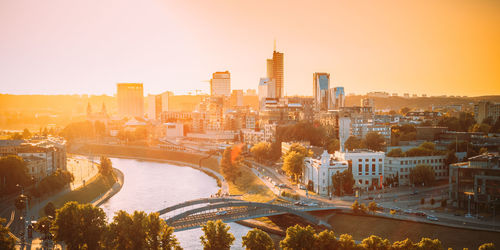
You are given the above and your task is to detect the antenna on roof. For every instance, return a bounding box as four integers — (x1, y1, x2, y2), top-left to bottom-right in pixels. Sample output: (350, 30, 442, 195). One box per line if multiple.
(273, 39, 276, 52)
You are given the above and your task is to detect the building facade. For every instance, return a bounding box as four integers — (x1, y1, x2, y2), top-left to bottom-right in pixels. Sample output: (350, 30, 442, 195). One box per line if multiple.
(385, 155, 448, 186)
(210, 71, 231, 97)
(313, 72, 330, 111)
(303, 151, 349, 196)
(117, 83, 144, 118)
(335, 150, 385, 188)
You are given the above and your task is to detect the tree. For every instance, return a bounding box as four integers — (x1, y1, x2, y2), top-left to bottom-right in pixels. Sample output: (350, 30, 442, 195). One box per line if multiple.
(0, 155, 29, 195)
(250, 142, 271, 163)
(220, 147, 241, 184)
(200, 220, 235, 250)
(338, 233, 358, 249)
(52, 201, 107, 250)
(326, 138, 340, 154)
(352, 200, 361, 213)
(314, 230, 338, 250)
(282, 151, 304, 182)
(286, 143, 310, 157)
(478, 243, 495, 250)
(279, 224, 316, 250)
(409, 165, 435, 186)
(0, 218, 15, 250)
(360, 235, 390, 250)
(99, 156, 114, 177)
(44, 202, 56, 217)
(241, 228, 274, 250)
(391, 238, 416, 250)
(445, 151, 458, 166)
(368, 201, 378, 214)
(365, 132, 386, 151)
(471, 123, 491, 134)
(34, 216, 52, 239)
(387, 148, 405, 157)
(415, 238, 443, 250)
(400, 107, 411, 115)
(22, 128, 32, 139)
(331, 168, 355, 196)
(344, 136, 363, 151)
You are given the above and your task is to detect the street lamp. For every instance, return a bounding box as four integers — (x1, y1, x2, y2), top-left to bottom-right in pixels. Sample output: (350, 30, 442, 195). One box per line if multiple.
(464, 191, 474, 217)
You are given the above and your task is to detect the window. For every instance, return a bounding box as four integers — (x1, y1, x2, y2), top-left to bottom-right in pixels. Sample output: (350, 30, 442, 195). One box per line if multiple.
(372, 158, 375, 162)
(358, 159, 362, 162)
(379, 158, 382, 162)
(379, 166, 382, 172)
(365, 180, 369, 185)
(359, 166, 362, 172)
(365, 159, 369, 162)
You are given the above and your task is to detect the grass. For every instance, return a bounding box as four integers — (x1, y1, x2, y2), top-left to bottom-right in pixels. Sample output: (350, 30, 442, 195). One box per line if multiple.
(227, 167, 275, 203)
(50, 174, 115, 209)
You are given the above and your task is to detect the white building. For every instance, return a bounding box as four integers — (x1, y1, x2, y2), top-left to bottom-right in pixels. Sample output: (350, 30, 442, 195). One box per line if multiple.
(335, 149, 385, 188)
(385, 155, 448, 186)
(241, 129, 265, 145)
(263, 123, 277, 142)
(164, 123, 184, 138)
(303, 150, 349, 196)
(210, 71, 231, 97)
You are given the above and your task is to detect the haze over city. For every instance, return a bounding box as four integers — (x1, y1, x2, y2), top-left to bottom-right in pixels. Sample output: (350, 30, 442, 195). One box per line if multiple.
(1, 0, 499, 96)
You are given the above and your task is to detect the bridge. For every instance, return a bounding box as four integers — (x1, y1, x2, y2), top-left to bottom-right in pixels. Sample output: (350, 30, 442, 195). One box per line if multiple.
(157, 197, 338, 231)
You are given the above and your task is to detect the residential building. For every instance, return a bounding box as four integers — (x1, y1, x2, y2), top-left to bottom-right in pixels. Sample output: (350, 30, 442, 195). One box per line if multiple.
(0, 140, 24, 156)
(303, 150, 349, 196)
(241, 129, 265, 145)
(449, 153, 500, 212)
(230, 89, 244, 107)
(117, 83, 144, 118)
(210, 71, 231, 97)
(385, 154, 448, 186)
(361, 98, 374, 108)
(313, 72, 330, 111)
(475, 101, 500, 123)
(335, 150, 385, 188)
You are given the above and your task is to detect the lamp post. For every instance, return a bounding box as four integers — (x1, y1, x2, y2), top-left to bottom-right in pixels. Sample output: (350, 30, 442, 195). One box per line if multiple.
(464, 191, 474, 217)
(16, 184, 29, 249)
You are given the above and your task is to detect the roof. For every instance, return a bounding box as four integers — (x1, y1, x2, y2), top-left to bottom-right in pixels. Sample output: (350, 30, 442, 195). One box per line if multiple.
(0, 140, 24, 147)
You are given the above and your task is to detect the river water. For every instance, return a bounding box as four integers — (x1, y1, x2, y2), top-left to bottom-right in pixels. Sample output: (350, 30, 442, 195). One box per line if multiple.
(99, 158, 251, 249)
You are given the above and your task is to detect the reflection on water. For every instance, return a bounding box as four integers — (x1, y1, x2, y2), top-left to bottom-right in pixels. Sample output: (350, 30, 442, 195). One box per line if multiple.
(100, 158, 250, 249)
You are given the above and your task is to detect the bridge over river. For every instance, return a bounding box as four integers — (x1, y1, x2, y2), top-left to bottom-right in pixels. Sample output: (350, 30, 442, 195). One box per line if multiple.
(157, 197, 339, 231)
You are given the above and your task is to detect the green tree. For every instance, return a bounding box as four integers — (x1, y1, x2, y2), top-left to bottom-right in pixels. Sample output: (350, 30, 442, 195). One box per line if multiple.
(344, 136, 363, 151)
(241, 228, 274, 250)
(99, 156, 114, 177)
(478, 243, 495, 250)
(365, 132, 386, 151)
(282, 151, 304, 182)
(286, 143, 310, 157)
(22, 128, 32, 139)
(391, 238, 416, 250)
(331, 168, 355, 196)
(279, 224, 316, 250)
(445, 151, 458, 166)
(220, 147, 241, 184)
(200, 220, 235, 250)
(34, 216, 52, 239)
(52, 201, 107, 250)
(368, 201, 378, 214)
(360, 235, 390, 250)
(352, 200, 361, 213)
(0, 218, 15, 250)
(338, 233, 358, 249)
(0, 155, 29, 195)
(409, 165, 435, 186)
(471, 123, 491, 134)
(387, 148, 405, 157)
(250, 142, 271, 163)
(326, 138, 340, 154)
(314, 230, 338, 250)
(415, 238, 443, 250)
(44, 202, 56, 217)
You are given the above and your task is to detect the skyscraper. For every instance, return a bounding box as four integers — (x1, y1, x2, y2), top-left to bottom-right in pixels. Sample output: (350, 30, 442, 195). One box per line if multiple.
(333, 87, 345, 109)
(272, 51, 284, 98)
(117, 83, 144, 118)
(266, 47, 284, 99)
(210, 71, 231, 97)
(313, 72, 330, 111)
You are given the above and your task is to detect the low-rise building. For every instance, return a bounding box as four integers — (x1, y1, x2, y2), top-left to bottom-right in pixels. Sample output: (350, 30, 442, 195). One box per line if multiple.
(385, 154, 448, 186)
(241, 129, 265, 145)
(335, 150, 385, 188)
(303, 150, 349, 196)
(24, 156, 47, 181)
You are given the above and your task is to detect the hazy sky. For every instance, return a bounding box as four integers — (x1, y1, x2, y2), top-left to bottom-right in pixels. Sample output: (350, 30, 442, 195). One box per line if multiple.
(1, 0, 499, 96)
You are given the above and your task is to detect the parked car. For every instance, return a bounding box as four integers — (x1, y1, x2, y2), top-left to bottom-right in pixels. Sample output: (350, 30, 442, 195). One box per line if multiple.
(307, 202, 318, 207)
(278, 184, 289, 188)
(426, 215, 438, 221)
(415, 211, 427, 217)
(298, 184, 306, 190)
(464, 214, 475, 219)
(403, 209, 414, 215)
(216, 211, 228, 216)
(391, 207, 402, 212)
(294, 201, 306, 206)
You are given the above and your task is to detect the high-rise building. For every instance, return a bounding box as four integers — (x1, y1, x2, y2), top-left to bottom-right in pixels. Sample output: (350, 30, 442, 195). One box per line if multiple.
(272, 51, 284, 98)
(146, 91, 172, 120)
(313, 72, 330, 111)
(266, 48, 284, 98)
(258, 77, 276, 110)
(117, 83, 144, 118)
(210, 71, 231, 97)
(230, 89, 244, 107)
(333, 87, 345, 109)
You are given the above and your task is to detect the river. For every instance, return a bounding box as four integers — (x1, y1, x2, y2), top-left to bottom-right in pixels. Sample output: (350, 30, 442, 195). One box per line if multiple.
(99, 158, 252, 249)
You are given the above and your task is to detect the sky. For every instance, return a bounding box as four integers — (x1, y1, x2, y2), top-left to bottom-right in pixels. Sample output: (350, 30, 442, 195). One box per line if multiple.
(0, 0, 499, 97)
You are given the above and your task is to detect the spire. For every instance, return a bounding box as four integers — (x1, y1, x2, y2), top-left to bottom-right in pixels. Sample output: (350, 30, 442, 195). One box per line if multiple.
(273, 39, 276, 52)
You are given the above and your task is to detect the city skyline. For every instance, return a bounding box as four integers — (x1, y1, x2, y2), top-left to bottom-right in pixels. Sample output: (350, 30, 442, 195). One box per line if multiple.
(1, 0, 499, 97)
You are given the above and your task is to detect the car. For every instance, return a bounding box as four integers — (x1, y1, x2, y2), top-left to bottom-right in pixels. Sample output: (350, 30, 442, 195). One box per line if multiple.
(411, 190, 419, 195)
(464, 214, 474, 219)
(294, 201, 306, 206)
(278, 184, 289, 188)
(216, 210, 227, 216)
(298, 184, 306, 190)
(391, 207, 402, 212)
(403, 209, 415, 215)
(415, 211, 427, 217)
(426, 215, 438, 221)
(307, 202, 318, 207)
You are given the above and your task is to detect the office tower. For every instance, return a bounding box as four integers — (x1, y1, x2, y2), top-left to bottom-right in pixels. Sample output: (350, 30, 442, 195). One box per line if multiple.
(230, 89, 244, 107)
(313, 72, 330, 111)
(210, 71, 231, 97)
(146, 91, 172, 120)
(266, 59, 274, 78)
(272, 51, 284, 98)
(333, 87, 345, 109)
(117, 83, 144, 118)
